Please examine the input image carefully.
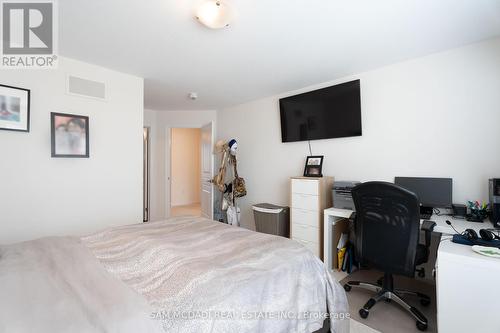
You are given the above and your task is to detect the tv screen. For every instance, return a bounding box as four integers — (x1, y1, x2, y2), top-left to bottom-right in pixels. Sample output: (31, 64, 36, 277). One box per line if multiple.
(279, 79, 362, 143)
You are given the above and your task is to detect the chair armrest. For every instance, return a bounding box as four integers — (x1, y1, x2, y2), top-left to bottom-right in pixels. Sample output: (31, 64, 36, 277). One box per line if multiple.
(349, 212, 356, 223)
(421, 220, 436, 232)
(421, 220, 436, 247)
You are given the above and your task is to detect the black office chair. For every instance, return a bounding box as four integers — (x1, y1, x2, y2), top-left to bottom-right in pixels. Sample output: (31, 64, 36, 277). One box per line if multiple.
(343, 182, 435, 331)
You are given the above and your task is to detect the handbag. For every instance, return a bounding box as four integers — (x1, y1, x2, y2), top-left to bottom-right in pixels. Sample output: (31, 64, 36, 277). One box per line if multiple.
(232, 156, 247, 198)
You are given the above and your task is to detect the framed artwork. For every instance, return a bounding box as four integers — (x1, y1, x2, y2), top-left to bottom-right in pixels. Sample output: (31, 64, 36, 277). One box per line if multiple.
(303, 155, 324, 177)
(0, 84, 30, 132)
(51, 112, 89, 158)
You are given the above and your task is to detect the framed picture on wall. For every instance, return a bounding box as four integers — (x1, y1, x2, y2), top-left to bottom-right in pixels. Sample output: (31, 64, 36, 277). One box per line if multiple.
(303, 155, 324, 177)
(0, 84, 30, 132)
(51, 112, 89, 158)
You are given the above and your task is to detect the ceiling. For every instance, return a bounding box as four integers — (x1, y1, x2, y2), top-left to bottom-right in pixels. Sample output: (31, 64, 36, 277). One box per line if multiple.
(59, 0, 500, 110)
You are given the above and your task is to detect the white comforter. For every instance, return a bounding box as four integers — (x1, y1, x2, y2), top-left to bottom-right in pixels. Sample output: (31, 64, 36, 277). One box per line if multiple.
(0, 237, 162, 333)
(82, 217, 349, 333)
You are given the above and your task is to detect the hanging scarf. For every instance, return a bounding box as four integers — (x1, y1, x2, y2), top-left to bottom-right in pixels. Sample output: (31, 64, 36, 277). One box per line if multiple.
(212, 144, 229, 193)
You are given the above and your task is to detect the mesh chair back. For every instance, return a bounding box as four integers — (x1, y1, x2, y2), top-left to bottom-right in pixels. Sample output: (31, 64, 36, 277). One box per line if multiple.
(351, 181, 421, 277)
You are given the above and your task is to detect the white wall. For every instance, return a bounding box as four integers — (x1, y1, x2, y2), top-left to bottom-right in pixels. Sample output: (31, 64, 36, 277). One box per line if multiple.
(217, 37, 500, 230)
(0, 57, 144, 244)
(143, 109, 216, 220)
(171, 128, 201, 206)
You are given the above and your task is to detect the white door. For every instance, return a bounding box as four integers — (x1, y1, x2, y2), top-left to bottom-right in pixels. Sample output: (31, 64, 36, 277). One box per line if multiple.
(200, 122, 214, 219)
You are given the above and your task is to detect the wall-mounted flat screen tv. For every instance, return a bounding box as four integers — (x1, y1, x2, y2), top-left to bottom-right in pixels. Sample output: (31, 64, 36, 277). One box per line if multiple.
(279, 79, 362, 142)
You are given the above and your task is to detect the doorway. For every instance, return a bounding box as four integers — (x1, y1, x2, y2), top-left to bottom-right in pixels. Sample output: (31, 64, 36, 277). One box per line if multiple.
(170, 128, 202, 217)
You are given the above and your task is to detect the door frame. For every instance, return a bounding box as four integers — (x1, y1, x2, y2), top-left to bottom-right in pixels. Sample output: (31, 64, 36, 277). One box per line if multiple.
(143, 127, 151, 222)
(200, 122, 215, 220)
(165, 121, 215, 219)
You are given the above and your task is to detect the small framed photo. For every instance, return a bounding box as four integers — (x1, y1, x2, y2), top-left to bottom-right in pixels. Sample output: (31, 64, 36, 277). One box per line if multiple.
(304, 155, 324, 177)
(51, 112, 89, 158)
(0, 84, 30, 132)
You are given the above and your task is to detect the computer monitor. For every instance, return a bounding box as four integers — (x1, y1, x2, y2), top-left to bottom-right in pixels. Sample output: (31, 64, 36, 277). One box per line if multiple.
(394, 177, 453, 209)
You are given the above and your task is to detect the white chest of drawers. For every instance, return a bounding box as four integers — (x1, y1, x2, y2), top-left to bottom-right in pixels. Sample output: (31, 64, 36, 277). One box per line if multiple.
(290, 177, 333, 260)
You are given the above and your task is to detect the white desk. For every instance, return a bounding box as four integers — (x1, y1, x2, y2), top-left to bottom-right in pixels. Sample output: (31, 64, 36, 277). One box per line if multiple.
(323, 208, 353, 273)
(436, 240, 500, 333)
(323, 207, 500, 333)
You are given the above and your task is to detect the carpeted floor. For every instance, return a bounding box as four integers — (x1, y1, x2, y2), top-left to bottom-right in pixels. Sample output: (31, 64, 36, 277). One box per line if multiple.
(339, 270, 436, 333)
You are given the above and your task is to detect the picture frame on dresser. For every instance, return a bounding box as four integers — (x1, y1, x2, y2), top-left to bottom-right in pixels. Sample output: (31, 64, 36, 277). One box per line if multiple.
(303, 155, 324, 177)
(0, 84, 30, 132)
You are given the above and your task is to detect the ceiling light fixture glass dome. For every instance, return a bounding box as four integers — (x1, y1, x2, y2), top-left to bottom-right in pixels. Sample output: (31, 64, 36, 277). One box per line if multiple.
(195, 0, 234, 29)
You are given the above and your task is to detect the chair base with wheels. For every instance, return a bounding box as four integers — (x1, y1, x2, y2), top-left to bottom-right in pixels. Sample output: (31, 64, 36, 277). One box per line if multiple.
(344, 272, 430, 331)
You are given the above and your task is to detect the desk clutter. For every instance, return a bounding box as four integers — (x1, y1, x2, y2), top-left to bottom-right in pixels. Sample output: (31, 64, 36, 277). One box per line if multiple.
(466, 200, 490, 222)
(450, 223, 500, 250)
(471, 245, 500, 258)
(336, 233, 357, 274)
(453, 234, 500, 248)
(331, 177, 500, 229)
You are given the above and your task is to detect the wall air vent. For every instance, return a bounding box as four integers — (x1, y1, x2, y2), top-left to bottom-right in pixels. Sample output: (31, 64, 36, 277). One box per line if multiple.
(67, 75, 106, 100)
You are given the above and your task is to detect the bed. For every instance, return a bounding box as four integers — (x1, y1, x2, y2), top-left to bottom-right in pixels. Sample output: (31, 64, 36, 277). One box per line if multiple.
(0, 216, 349, 333)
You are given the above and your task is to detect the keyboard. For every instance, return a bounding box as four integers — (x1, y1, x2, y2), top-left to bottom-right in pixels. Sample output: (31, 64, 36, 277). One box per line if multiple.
(420, 213, 432, 220)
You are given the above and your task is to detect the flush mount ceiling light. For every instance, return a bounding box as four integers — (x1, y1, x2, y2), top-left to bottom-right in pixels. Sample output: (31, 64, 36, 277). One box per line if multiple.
(195, 0, 234, 29)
